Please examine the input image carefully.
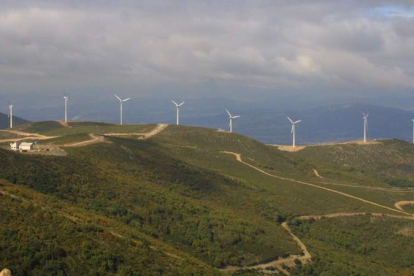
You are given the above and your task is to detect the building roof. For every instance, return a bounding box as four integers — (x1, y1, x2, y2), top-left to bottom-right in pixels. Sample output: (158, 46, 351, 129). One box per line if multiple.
(20, 142, 34, 147)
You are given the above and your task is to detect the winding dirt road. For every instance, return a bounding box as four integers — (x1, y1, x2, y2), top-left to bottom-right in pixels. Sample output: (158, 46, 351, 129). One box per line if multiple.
(138, 124, 168, 140)
(221, 222, 311, 274)
(221, 151, 411, 216)
(63, 134, 101, 147)
(219, 151, 414, 275)
(0, 130, 57, 143)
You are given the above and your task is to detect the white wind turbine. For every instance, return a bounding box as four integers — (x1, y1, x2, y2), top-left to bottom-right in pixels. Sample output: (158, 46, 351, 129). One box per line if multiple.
(226, 109, 240, 133)
(287, 116, 301, 147)
(63, 93, 69, 123)
(363, 113, 369, 143)
(114, 94, 131, 125)
(8, 102, 13, 128)
(172, 100, 185, 125)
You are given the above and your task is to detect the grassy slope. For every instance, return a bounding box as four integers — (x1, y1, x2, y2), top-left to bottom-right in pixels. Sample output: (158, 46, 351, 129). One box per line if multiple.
(151, 126, 403, 215)
(15, 121, 155, 136)
(292, 139, 414, 188)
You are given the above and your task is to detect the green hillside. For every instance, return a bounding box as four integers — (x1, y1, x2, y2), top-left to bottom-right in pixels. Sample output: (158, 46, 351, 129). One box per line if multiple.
(290, 139, 414, 188)
(0, 122, 413, 275)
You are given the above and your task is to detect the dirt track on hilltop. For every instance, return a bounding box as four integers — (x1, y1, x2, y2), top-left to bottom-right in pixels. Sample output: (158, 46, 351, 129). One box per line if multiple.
(221, 151, 411, 216)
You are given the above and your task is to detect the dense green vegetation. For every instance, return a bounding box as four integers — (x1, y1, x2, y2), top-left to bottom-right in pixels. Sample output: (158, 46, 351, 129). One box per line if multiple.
(1, 122, 414, 275)
(288, 215, 414, 276)
(0, 184, 219, 276)
(0, 139, 301, 269)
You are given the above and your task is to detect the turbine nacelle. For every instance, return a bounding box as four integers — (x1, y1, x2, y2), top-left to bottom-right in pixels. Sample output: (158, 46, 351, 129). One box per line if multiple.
(115, 94, 131, 102)
(172, 100, 185, 107)
(226, 109, 240, 119)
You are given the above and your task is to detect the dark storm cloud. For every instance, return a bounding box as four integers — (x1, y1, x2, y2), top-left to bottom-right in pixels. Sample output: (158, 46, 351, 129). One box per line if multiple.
(0, 0, 414, 97)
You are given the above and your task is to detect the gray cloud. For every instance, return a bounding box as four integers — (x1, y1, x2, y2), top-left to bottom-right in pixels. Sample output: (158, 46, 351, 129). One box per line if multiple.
(0, 0, 414, 99)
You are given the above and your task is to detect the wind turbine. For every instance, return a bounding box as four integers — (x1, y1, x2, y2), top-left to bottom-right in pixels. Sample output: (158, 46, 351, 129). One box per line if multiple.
(226, 109, 240, 133)
(114, 94, 131, 125)
(172, 100, 185, 125)
(363, 113, 369, 143)
(8, 102, 13, 128)
(287, 116, 301, 147)
(63, 93, 69, 123)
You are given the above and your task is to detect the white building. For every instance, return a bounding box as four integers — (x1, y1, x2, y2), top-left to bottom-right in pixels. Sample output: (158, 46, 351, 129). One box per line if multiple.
(10, 142, 19, 151)
(19, 142, 34, 151)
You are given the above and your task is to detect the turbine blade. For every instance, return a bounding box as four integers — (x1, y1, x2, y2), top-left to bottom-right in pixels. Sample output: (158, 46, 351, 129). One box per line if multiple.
(114, 94, 122, 101)
(233, 116, 240, 118)
(226, 109, 232, 117)
(178, 101, 185, 106)
(172, 100, 178, 106)
(123, 98, 131, 102)
(287, 116, 294, 124)
(291, 125, 294, 133)
(295, 120, 302, 124)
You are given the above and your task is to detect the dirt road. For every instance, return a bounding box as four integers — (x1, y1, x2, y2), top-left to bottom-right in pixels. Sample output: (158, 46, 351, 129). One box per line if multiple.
(313, 169, 324, 179)
(221, 151, 411, 216)
(63, 134, 101, 147)
(394, 201, 414, 211)
(57, 121, 71, 128)
(221, 221, 311, 275)
(0, 130, 57, 143)
(138, 124, 168, 140)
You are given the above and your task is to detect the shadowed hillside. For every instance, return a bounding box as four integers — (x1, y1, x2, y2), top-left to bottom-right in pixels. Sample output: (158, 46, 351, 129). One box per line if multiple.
(0, 112, 29, 129)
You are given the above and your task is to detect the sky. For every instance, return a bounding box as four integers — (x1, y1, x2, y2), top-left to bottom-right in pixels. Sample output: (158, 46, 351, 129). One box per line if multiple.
(1, 0, 414, 107)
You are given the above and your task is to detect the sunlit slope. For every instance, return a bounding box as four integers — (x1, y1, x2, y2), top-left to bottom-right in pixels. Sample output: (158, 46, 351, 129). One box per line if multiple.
(293, 139, 414, 188)
(150, 126, 404, 215)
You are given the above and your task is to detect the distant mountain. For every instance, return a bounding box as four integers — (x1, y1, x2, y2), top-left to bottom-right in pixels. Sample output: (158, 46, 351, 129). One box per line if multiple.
(0, 112, 29, 129)
(185, 103, 414, 145)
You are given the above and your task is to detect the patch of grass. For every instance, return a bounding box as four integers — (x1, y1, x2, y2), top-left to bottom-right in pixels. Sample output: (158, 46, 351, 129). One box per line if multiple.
(39, 133, 92, 145)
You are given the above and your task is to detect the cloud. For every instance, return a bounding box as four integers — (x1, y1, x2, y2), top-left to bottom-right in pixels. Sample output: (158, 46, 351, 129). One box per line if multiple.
(0, 0, 414, 99)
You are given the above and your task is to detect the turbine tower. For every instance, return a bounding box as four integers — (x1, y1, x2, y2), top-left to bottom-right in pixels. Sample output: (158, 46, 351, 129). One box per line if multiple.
(226, 109, 240, 133)
(63, 94, 69, 123)
(172, 100, 185, 125)
(363, 113, 369, 143)
(114, 95, 131, 125)
(287, 116, 301, 147)
(8, 102, 13, 128)
(412, 119, 414, 144)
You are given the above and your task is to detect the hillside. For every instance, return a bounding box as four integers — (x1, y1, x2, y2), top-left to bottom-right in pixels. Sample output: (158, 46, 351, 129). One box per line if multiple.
(0, 112, 29, 129)
(0, 122, 414, 275)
